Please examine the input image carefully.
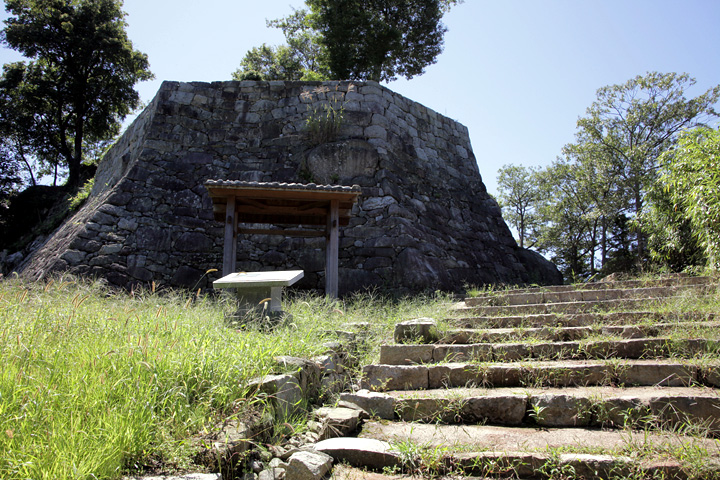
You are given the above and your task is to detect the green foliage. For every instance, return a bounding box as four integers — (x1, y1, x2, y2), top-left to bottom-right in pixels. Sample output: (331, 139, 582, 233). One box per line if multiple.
(68, 178, 94, 211)
(306, 0, 459, 82)
(0, 276, 452, 478)
(534, 159, 600, 279)
(267, 8, 330, 80)
(233, 44, 304, 81)
(503, 72, 720, 281)
(233, 8, 330, 81)
(657, 127, 720, 268)
(233, 0, 461, 82)
(575, 72, 720, 259)
(0, 0, 153, 188)
(496, 163, 543, 249)
(639, 179, 705, 270)
(0, 138, 23, 199)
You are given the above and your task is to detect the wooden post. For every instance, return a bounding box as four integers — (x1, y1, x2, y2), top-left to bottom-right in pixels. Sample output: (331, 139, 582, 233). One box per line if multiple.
(231, 206, 237, 272)
(325, 199, 339, 298)
(223, 196, 237, 276)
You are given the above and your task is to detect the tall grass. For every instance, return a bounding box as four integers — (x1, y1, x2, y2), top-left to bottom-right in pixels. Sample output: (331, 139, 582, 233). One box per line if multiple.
(0, 275, 452, 479)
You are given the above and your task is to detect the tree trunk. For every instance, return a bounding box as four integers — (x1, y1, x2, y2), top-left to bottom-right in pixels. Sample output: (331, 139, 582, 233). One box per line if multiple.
(634, 183, 645, 260)
(67, 109, 84, 189)
(600, 217, 607, 270)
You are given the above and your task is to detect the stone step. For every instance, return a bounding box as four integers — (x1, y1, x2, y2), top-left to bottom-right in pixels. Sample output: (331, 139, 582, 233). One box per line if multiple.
(380, 336, 717, 365)
(449, 310, 716, 329)
(357, 421, 720, 479)
(441, 320, 720, 344)
(466, 274, 716, 302)
(460, 296, 697, 316)
(466, 283, 713, 307)
(380, 385, 720, 433)
(361, 359, 720, 391)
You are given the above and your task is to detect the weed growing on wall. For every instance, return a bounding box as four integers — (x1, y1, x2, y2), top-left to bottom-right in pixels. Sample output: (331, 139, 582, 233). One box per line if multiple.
(68, 178, 95, 211)
(300, 83, 354, 146)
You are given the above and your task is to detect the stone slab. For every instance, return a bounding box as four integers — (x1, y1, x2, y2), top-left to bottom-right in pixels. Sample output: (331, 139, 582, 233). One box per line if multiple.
(359, 421, 719, 454)
(314, 407, 363, 440)
(214, 270, 304, 313)
(433, 343, 493, 363)
(314, 437, 402, 470)
(361, 365, 428, 391)
(618, 362, 696, 387)
(286, 450, 333, 480)
(379, 344, 434, 365)
(529, 394, 592, 427)
(213, 270, 305, 288)
(124, 476, 222, 480)
(340, 390, 395, 419)
(393, 318, 439, 344)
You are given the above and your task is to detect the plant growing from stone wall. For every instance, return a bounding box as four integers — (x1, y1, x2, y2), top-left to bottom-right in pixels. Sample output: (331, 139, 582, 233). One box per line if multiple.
(300, 84, 353, 145)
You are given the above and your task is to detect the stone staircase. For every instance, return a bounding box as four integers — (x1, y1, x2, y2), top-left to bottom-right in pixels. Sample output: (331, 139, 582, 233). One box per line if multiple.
(334, 274, 720, 480)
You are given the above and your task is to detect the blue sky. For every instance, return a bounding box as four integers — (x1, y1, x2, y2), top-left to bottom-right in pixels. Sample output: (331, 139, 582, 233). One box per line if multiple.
(2, 0, 719, 195)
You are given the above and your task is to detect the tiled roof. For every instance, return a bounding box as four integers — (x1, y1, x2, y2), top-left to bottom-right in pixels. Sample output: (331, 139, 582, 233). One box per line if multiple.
(204, 180, 361, 193)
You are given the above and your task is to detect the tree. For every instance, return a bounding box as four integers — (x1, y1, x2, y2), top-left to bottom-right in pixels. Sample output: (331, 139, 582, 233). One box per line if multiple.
(233, 9, 330, 81)
(0, 138, 23, 199)
(233, 44, 306, 81)
(561, 140, 627, 273)
(306, 0, 459, 82)
(575, 72, 720, 259)
(234, 0, 461, 82)
(0, 0, 153, 188)
(639, 179, 705, 271)
(499, 73, 720, 281)
(496, 164, 543, 249)
(534, 160, 599, 280)
(657, 126, 720, 268)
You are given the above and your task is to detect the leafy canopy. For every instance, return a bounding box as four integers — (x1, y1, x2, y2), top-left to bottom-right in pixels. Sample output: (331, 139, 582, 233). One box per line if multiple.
(496, 164, 543, 249)
(233, 0, 461, 82)
(658, 127, 720, 268)
(576, 72, 719, 217)
(496, 72, 720, 281)
(233, 9, 329, 81)
(0, 0, 153, 188)
(570, 71, 719, 263)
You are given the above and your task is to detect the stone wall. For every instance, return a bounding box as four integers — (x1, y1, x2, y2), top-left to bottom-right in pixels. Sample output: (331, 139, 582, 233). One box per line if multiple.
(20, 80, 561, 292)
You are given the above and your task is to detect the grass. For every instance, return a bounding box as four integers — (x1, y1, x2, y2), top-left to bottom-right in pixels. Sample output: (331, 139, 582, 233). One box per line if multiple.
(0, 274, 452, 479)
(3, 271, 718, 479)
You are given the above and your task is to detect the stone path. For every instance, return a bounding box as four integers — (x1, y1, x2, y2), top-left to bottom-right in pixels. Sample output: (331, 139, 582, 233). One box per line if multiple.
(331, 274, 720, 479)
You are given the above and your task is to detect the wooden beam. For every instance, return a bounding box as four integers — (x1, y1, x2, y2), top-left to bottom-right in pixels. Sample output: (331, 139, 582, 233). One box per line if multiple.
(207, 186, 360, 202)
(236, 198, 270, 210)
(223, 196, 236, 276)
(235, 205, 329, 216)
(297, 200, 329, 211)
(237, 213, 351, 226)
(325, 199, 339, 298)
(211, 199, 356, 223)
(239, 228, 326, 238)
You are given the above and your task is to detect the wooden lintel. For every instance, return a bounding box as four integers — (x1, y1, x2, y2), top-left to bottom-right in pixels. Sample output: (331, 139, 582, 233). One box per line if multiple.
(212, 201, 355, 223)
(236, 205, 329, 217)
(237, 213, 351, 227)
(208, 187, 360, 203)
(297, 200, 329, 212)
(239, 228, 325, 237)
(236, 197, 269, 210)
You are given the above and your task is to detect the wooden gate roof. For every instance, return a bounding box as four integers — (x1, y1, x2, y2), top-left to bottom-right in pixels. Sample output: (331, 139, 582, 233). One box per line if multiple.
(204, 180, 362, 297)
(205, 180, 362, 227)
